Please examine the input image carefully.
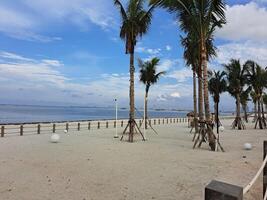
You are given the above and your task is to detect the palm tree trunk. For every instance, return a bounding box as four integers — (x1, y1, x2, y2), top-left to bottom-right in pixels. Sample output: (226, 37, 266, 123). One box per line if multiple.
(243, 104, 248, 123)
(216, 101, 219, 134)
(145, 91, 148, 129)
(193, 69, 198, 133)
(253, 102, 257, 122)
(198, 65, 204, 122)
(129, 52, 135, 142)
(236, 94, 242, 129)
(201, 38, 215, 151)
(261, 97, 266, 127)
(257, 98, 263, 129)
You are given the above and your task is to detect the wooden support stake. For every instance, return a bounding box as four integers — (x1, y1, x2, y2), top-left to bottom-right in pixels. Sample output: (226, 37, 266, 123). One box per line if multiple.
(264, 141, 267, 198)
(121, 121, 123, 127)
(114, 121, 116, 128)
(158, 119, 160, 124)
(167, 119, 168, 124)
(205, 180, 243, 200)
(1, 126, 4, 137)
(106, 121, 108, 128)
(52, 124, 56, 133)
(154, 119, 156, 125)
(78, 123, 80, 131)
(66, 123, 69, 131)
(98, 122, 100, 129)
(37, 124, 41, 134)
(20, 125, 23, 136)
(88, 122, 90, 130)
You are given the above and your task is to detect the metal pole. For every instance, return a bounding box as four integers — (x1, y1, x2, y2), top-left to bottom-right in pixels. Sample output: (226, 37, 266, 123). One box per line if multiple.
(114, 99, 119, 138)
(144, 94, 146, 140)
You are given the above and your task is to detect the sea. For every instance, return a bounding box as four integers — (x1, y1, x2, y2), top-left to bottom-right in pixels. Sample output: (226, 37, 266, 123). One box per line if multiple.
(0, 104, 190, 124)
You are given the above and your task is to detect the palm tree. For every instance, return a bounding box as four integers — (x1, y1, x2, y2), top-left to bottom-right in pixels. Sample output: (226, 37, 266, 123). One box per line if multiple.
(180, 31, 216, 136)
(139, 57, 165, 129)
(114, 0, 155, 142)
(150, 0, 226, 151)
(208, 70, 227, 134)
(224, 59, 248, 130)
(244, 60, 267, 129)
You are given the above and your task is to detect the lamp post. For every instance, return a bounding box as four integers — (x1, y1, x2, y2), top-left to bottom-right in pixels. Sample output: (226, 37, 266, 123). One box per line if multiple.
(144, 93, 146, 140)
(114, 98, 119, 138)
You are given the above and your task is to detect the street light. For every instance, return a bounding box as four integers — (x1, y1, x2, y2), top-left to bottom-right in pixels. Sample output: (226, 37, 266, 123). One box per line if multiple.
(114, 98, 119, 138)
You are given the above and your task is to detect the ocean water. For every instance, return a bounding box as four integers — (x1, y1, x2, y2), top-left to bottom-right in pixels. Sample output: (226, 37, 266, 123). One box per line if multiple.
(0, 105, 189, 124)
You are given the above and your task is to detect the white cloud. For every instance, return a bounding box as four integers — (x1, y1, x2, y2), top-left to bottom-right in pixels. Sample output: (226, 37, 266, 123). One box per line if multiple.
(166, 45, 172, 51)
(157, 59, 177, 72)
(216, 41, 267, 66)
(0, 51, 195, 108)
(217, 2, 267, 41)
(167, 68, 192, 83)
(170, 92, 181, 98)
(136, 45, 161, 55)
(0, 0, 115, 42)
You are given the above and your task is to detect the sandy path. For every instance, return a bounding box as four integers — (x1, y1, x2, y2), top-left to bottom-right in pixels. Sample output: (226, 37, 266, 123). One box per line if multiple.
(0, 119, 266, 200)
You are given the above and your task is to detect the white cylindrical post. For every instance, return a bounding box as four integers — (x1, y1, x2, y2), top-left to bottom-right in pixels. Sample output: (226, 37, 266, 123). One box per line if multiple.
(144, 94, 146, 140)
(114, 99, 119, 138)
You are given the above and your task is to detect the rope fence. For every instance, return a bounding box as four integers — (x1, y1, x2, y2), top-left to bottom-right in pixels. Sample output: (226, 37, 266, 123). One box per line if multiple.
(205, 140, 267, 200)
(0, 117, 189, 137)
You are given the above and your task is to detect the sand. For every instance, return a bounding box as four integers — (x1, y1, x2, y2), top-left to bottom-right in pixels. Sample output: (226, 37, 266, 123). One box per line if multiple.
(0, 118, 266, 200)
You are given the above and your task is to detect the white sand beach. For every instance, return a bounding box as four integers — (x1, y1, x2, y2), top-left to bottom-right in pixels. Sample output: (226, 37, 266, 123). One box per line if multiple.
(0, 118, 266, 200)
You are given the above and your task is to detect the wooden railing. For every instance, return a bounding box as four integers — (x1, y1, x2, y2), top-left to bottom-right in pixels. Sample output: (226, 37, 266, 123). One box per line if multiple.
(0, 117, 188, 137)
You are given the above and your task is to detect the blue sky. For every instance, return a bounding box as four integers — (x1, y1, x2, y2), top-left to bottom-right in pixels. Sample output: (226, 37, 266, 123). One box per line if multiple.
(0, 0, 267, 111)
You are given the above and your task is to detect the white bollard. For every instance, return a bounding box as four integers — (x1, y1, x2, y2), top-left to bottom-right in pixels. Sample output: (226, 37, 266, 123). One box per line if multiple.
(51, 133, 60, 143)
(244, 143, 252, 150)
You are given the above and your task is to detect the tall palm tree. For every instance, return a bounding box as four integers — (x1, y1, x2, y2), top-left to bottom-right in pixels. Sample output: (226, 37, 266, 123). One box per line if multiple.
(244, 60, 267, 129)
(114, 0, 155, 142)
(139, 57, 165, 129)
(181, 31, 216, 136)
(208, 70, 227, 134)
(150, 0, 226, 151)
(224, 59, 248, 130)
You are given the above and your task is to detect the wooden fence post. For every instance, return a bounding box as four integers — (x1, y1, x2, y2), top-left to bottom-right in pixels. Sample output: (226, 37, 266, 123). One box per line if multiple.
(88, 122, 90, 130)
(154, 119, 156, 125)
(53, 124, 56, 133)
(98, 122, 100, 129)
(205, 180, 243, 200)
(139, 120, 142, 127)
(66, 123, 69, 131)
(37, 124, 41, 134)
(114, 121, 116, 128)
(158, 119, 160, 125)
(106, 121, 108, 128)
(167, 119, 168, 124)
(1, 126, 4, 137)
(121, 121, 123, 127)
(163, 119, 164, 124)
(78, 123, 80, 131)
(263, 141, 267, 198)
(20, 125, 23, 136)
